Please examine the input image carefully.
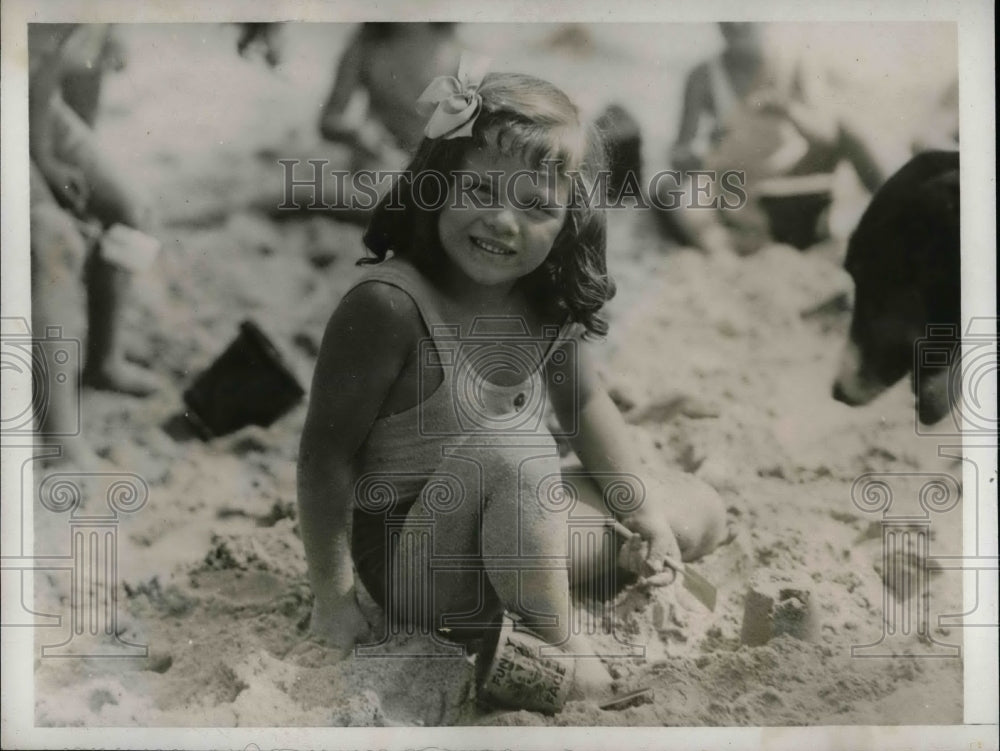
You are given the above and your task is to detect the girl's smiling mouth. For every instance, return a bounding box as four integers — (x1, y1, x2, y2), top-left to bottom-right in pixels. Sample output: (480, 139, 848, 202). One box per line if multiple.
(470, 236, 517, 256)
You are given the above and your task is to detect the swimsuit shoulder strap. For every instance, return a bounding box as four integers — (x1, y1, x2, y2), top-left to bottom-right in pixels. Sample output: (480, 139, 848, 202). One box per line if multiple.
(346, 256, 449, 336)
(539, 317, 585, 370)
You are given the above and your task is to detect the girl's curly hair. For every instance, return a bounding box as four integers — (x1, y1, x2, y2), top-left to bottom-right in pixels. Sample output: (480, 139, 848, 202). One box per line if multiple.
(361, 71, 615, 338)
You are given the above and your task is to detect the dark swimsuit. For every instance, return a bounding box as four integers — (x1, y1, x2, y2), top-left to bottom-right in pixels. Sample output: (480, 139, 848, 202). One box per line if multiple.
(345, 258, 582, 609)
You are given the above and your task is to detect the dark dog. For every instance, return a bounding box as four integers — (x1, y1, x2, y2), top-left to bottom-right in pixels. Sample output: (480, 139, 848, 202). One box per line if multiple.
(833, 151, 960, 424)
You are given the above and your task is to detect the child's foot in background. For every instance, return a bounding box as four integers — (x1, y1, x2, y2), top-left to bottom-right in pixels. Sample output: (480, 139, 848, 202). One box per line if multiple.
(83, 360, 162, 397)
(36, 434, 110, 471)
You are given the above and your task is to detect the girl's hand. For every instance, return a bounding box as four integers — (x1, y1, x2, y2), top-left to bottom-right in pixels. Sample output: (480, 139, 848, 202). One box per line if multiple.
(644, 472, 729, 562)
(617, 506, 682, 579)
(627, 515, 683, 576)
(757, 90, 838, 149)
(755, 88, 790, 116)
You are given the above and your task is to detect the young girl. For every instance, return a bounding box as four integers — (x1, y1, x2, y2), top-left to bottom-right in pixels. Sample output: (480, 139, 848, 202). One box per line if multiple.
(297, 62, 726, 696)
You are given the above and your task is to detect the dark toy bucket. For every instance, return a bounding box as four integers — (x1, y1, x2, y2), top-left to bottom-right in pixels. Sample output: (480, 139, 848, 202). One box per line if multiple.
(758, 184, 833, 250)
(594, 104, 642, 198)
(183, 320, 304, 438)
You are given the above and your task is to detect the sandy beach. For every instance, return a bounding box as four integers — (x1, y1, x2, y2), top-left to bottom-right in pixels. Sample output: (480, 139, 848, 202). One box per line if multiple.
(19, 21, 969, 728)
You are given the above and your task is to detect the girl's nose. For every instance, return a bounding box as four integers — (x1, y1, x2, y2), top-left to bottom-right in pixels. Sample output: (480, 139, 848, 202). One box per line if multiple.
(483, 207, 519, 237)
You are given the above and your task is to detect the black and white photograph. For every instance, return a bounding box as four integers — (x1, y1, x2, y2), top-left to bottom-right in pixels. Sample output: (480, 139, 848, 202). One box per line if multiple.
(1, 1, 995, 748)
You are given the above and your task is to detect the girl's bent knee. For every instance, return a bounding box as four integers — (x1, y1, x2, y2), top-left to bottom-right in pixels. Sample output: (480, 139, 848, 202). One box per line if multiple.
(680, 479, 727, 561)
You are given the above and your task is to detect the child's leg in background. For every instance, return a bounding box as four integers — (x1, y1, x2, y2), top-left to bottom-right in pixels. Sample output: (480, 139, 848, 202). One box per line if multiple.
(49, 99, 159, 396)
(80, 252, 159, 396)
(29, 164, 95, 463)
(655, 175, 734, 256)
(654, 173, 771, 257)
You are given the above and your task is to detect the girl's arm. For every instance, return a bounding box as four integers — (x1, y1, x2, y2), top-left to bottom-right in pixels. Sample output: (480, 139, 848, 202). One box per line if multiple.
(759, 60, 886, 193)
(297, 281, 421, 651)
(783, 59, 840, 148)
(545, 341, 682, 563)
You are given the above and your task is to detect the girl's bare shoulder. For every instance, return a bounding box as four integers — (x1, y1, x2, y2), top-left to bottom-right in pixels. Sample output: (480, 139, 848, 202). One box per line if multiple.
(332, 277, 425, 349)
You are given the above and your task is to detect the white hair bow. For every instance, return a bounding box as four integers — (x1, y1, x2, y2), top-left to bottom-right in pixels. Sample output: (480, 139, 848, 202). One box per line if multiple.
(415, 53, 491, 140)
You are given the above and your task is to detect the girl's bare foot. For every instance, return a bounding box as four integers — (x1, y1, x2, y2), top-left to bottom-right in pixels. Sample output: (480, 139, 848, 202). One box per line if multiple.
(559, 633, 614, 701)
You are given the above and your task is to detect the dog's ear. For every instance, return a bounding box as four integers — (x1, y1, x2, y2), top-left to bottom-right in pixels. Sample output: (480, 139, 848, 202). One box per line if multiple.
(910, 168, 961, 318)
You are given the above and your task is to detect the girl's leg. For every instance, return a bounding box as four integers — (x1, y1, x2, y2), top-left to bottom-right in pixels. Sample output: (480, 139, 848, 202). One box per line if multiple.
(662, 469, 729, 561)
(394, 441, 727, 623)
(394, 433, 612, 694)
(392, 434, 566, 634)
(476, 434, 613, 694)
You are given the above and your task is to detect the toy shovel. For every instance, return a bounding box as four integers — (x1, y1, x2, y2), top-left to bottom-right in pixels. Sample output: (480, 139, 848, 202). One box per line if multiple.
(612, 521, 718, 612)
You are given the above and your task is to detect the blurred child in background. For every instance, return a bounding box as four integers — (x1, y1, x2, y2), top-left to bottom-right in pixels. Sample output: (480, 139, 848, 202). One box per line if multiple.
(318, 23, 462, 170)
(29, 24, 161, 463)
(659, 22, 885, 256)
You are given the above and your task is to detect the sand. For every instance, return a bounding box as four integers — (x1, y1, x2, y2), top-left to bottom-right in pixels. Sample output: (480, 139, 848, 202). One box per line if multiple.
(26, 22, 964, 728)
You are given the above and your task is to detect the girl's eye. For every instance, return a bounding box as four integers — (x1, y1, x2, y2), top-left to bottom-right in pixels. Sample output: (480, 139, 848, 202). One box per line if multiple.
(532, 202, 563, 219)
(472, 184, 495, 204)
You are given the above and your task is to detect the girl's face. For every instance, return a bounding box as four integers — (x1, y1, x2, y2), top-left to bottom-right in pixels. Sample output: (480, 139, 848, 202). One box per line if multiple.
(437, 147, 568, 291)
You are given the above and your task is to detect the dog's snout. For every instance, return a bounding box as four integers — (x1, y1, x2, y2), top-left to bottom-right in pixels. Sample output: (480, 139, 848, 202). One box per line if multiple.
(832, 380, 850, 405)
